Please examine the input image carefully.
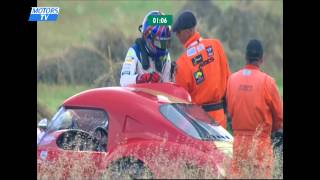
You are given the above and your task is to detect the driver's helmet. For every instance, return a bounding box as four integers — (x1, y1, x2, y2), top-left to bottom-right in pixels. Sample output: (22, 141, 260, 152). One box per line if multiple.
(60, 111, 75, 129)
(140, 10, 171, 59)
(38, 118, 48, 128)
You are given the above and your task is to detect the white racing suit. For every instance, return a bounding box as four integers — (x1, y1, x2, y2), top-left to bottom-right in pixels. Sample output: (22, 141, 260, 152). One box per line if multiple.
(120, 41, 172, 87)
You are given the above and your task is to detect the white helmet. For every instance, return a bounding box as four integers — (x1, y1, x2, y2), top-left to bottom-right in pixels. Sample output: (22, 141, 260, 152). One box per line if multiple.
(38, 118, 48, 127)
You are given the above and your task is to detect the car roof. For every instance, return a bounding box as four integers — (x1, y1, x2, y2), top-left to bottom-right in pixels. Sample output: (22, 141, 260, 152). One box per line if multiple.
(63, 83, 191, 107)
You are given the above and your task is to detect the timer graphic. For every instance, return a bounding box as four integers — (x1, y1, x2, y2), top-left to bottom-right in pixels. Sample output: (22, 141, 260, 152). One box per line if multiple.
(148, 15, 173, 26)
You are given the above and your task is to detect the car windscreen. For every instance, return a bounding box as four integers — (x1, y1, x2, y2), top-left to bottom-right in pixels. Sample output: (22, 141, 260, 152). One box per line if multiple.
(46, 107, 108, 134)
(160, 103, 233, 141)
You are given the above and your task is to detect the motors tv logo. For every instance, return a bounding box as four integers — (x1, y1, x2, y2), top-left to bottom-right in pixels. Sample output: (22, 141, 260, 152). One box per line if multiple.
(29, 7, 60, 21)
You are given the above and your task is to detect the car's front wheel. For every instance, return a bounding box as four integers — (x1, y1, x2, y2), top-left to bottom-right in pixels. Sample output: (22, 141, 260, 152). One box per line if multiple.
(103, 157, 153, 179)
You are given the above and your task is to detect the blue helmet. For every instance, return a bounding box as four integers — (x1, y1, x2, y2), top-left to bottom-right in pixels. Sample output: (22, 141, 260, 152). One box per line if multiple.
(140, 10, 171, 58)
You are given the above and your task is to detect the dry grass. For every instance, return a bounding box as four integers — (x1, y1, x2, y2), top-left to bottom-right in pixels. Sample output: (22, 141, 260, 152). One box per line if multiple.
(38, 129, 282, 179)
(37, 101, 53, 122)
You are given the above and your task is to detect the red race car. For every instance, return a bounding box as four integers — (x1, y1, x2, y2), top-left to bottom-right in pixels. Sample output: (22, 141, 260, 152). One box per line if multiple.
(37, 83, 233, 179)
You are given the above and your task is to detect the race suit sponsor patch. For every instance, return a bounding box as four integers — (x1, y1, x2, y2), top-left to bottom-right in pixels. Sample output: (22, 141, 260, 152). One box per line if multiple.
(206, 45, 214, 57)
(187, 47, 196, 57)
(126, 49, 135, 57)
(124, 56, 134, 63)
(194, 68, 205, 84)
(197, 44, 205, 52)
(121, 71, 130, 75)
(199, 57, 214, 67)
(192, 54, 203, 66)
(122, 63, 132, 70)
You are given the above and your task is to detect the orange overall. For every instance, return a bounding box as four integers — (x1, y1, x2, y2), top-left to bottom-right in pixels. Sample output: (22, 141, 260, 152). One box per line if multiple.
(226, 64, 283, 178)
(175, 32, 231, 128)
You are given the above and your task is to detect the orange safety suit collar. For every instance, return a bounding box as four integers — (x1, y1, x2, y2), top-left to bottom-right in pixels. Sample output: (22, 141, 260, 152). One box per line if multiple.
(184, 32, 201, 48)
(244, 64, 260, 70)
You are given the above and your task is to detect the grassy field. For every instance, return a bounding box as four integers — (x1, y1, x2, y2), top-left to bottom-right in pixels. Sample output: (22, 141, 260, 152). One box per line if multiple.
(38, 0, 282, 59)
(38, 0, 283, 115)
(37, 0, 186, 59)
(37, 83, 93, 114)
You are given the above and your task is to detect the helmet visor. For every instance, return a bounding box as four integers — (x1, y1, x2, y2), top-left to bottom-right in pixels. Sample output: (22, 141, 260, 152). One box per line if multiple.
(154, 38, 171, 50)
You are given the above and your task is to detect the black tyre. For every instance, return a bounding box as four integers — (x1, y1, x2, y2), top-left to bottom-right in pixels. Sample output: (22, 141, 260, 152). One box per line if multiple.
(104, 157, 153, 179)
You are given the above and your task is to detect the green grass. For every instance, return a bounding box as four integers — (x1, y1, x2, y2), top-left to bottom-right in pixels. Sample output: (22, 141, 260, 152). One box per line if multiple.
(278, 84, 283, 97)
(37, 0, 283, 111)
(214, 0, 236, 11)
(277, 78, 283, 97)
(37, 0, 282, 59)
(214, 0, 283, 16)
(37, 83, 93, 113)
(37, 0, 186, 59)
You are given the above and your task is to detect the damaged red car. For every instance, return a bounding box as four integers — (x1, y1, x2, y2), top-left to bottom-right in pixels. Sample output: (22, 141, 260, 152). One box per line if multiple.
(37, 83, 233, 179)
